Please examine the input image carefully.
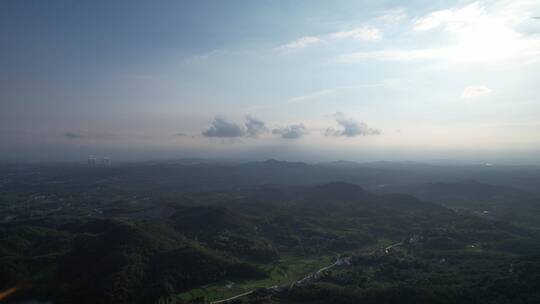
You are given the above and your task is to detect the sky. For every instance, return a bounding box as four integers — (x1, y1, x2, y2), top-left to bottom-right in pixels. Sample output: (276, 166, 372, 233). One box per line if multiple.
(1, 0, 540, 163)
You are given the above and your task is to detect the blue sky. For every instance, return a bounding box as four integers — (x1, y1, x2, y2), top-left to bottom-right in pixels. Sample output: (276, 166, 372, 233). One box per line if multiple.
(1, 0, 540, 163)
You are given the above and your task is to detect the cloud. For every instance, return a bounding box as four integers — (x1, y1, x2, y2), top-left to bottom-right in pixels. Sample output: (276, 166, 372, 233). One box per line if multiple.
(339, 1, 540, 65)
(330, 26, 382, 41)
(326, 113, 381, 137)
(462, 85, 492, 98)
(272, 124, 308, 139)
(279, 36, 322, 50)
(64, 132, 82, 139)
(201, 116, 269, 139)
(202, 117, 245, 138)
(245, 115, 268, 137)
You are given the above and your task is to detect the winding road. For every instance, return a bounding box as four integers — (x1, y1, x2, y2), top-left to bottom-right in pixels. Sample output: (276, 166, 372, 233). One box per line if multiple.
(385, 241, 403, 253)
(210, 290, 256, 304)
(210, 256, 350, 304)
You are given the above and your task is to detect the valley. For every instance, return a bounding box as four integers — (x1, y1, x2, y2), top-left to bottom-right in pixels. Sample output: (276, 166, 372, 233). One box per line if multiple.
(2, 161, 540, 303)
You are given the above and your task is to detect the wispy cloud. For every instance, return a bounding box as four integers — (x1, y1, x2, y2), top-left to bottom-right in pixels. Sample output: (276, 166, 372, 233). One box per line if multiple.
(288, 89, 337, 103)
(338, 1, 540, 66)
(338, 48, 450, 62)
(278, 25, 382, 51)
(462, 85, 492, 98)
(377, 8, 407, 23)
(278, 36, 322, 50)
(413, 2, 485, 32)
(288, 83, 388, 103)
(330, 26, 382, 41)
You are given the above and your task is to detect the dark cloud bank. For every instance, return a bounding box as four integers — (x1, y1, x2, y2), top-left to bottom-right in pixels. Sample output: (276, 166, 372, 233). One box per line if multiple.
(64, 132, 82, 139)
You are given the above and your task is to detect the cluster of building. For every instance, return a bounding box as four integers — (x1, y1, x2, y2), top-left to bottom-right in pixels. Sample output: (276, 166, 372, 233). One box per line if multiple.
(87, 155, 112, 166)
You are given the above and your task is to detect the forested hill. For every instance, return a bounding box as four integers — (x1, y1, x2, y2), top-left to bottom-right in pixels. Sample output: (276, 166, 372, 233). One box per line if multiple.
(2, 177, 540, 303)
